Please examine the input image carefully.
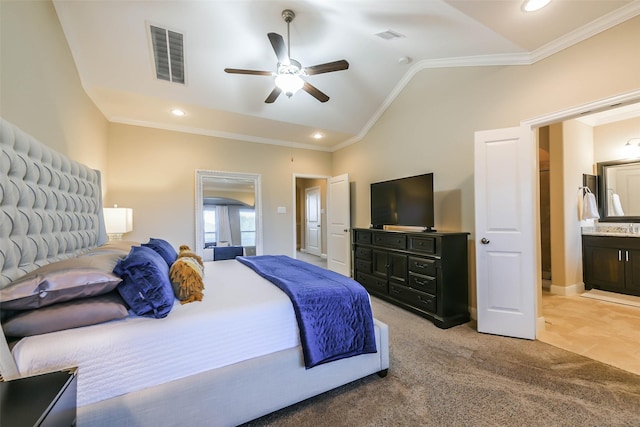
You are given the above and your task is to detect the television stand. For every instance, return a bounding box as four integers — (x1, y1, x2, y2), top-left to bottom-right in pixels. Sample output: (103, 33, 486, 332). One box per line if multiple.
(352, 228, 469, 328)
(422, 227, 436, 232)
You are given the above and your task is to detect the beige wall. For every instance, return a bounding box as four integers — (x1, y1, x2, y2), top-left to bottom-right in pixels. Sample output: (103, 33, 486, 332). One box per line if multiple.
(332, 16, 639, 310)
(0, 0, 108, 173)
(557, 120, 594, 292)
(594, 117, 640, 162)
(333, 17, 640, 236)
(2, 1, 639, 308)
(105, 124, 332, 253)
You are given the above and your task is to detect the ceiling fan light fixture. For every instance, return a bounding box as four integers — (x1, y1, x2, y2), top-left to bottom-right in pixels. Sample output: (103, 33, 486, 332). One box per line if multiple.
(522, 0, 551, 12)
(275, 74, 304, 97)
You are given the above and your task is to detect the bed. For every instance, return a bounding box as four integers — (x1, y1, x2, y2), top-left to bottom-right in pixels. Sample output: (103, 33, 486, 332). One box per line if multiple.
(0, 117, 389, 426)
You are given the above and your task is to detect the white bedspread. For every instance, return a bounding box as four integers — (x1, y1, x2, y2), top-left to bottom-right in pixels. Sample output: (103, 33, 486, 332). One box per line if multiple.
(11, 260, 300, 407)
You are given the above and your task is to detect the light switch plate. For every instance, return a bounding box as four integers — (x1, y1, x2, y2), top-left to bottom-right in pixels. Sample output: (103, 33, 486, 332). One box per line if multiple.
(277, 206, 286, 214)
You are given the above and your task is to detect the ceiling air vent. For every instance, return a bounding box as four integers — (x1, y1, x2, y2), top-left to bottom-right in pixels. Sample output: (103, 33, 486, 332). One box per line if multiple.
(150, 25, 184, 84)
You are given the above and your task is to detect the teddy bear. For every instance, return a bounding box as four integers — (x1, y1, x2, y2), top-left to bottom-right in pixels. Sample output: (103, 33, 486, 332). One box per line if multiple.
(169, 245, 205, 304)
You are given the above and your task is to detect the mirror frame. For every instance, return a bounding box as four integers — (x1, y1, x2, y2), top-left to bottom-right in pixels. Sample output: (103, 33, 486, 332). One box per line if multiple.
(195, 170, 263, 257)
(597, 159, 640, 223)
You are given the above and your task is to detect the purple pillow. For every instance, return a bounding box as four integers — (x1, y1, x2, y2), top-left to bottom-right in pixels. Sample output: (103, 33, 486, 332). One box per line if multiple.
(0, 254, 122, 310)
(113, 246, 175, 318)
(2, 292, 129, 338)
(142, 238, 177, 267)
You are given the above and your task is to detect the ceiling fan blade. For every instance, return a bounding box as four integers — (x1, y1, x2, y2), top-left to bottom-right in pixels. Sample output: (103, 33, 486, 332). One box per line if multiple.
(304, 60, 349, 76)
(302, 81, 329, 103)
(224, 68, 273, 76)
(265, 87, 282, 104)
(267, 32, 288, 63)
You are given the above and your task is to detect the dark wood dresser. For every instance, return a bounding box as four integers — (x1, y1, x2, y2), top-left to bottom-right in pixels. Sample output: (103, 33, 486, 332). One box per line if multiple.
(352, 228, 470, 328)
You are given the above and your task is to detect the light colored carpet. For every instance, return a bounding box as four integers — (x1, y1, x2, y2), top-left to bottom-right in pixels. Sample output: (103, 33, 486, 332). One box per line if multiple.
(243, 297, 640, 426)
(581, 289, 640, 308)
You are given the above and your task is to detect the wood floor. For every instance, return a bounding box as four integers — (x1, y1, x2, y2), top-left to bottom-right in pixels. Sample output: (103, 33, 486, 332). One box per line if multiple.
(538, 290, 640, 376)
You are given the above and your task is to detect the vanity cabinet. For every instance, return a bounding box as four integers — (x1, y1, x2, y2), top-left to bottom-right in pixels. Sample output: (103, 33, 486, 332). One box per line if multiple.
(353, 228, 469, 329)
(582, 235, 640, 296)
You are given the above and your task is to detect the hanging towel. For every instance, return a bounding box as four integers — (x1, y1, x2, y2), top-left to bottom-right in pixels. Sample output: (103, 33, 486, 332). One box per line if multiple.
(582, 188, 600, 220)
(611, 193, 625, 216)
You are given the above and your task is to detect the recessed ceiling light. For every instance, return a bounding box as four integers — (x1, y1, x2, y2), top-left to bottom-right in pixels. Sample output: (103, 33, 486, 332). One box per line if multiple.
(522, 0, 551, 12)
(171, 109, 185, 116)
(312, 132, 323, 140)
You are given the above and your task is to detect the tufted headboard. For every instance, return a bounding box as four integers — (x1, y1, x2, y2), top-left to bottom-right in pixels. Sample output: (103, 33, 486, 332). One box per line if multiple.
(0, 117, 107, 290)
(0, 117, 108, 379)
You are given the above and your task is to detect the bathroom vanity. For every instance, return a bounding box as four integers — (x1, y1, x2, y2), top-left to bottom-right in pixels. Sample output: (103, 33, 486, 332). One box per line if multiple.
(582, 231, 640, 297)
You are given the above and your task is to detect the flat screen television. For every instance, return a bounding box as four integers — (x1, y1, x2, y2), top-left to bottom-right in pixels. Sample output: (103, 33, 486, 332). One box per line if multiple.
(370, 173, 435, 231)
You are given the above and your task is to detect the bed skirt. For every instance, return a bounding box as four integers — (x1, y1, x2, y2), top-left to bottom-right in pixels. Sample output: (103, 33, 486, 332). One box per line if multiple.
(77, 319, 389, 426)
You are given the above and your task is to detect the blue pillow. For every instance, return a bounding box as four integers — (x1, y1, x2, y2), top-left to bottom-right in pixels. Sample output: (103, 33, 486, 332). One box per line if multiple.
(142, 238, 178, 267)
(113, 246, 175, 318)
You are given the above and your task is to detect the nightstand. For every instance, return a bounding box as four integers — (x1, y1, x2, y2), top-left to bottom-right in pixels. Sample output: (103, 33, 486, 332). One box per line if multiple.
(0, 369, 77, 426)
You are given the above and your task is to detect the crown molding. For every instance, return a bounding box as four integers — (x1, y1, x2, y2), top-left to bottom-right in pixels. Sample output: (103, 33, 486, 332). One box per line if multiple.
(108, 116, 334, 152)
(340, 3, 640, 152)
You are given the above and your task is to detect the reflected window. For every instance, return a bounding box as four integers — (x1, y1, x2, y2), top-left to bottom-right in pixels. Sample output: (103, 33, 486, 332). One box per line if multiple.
(204, 208, 216, 245)
(240, 209, 256, 246)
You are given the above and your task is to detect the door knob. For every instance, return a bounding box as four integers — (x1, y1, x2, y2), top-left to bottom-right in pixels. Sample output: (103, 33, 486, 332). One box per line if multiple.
(481, 238, 490, 244)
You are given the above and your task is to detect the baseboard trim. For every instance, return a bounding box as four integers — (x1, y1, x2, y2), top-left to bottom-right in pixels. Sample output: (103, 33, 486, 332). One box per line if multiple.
(549, 282, 585, 296)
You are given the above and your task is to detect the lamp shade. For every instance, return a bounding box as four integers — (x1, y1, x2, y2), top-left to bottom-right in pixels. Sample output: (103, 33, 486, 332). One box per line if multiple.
(275, 74, 304, 97)
(103, 206, 133, 239)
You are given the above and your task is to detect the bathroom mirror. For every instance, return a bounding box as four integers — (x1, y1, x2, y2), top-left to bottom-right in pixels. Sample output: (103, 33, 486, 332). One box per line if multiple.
(195, 170, 263, 258)
(597, 160, 640, 222)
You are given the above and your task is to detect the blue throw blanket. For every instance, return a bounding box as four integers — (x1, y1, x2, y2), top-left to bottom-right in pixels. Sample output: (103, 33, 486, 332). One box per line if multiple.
(237, 255, 377, 368)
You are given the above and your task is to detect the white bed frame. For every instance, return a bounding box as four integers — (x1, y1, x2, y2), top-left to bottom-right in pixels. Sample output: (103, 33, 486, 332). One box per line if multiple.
(0, 117, 389, 426)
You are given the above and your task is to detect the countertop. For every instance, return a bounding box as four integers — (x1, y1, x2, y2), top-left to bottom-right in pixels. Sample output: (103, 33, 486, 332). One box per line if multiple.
(582, 225, 640, 238)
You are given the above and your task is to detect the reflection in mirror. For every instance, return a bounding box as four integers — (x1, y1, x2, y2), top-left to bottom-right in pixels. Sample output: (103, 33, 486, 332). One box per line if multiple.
(195, 170, 262, 259)
(597, 160, 640, 222)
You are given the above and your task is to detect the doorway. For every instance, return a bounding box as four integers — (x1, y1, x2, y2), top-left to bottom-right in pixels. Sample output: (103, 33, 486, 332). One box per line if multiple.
(475, 89, 640, 340)
(533, 97, 640, 375)
(294, 175, 328, 268)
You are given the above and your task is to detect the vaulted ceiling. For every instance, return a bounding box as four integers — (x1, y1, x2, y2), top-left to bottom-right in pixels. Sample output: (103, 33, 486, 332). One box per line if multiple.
(52, 0, 640, 151)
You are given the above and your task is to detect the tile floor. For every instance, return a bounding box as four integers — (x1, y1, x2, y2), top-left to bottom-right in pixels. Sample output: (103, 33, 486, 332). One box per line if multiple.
(538, 290, 640, 376)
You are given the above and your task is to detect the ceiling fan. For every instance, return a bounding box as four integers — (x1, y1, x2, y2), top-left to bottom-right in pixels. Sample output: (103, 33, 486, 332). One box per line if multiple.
(224, 9, 349, 103)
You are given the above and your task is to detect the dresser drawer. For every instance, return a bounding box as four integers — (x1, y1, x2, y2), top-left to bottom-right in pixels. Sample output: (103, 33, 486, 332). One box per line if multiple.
(354, 230, 372, 244)
(408, 256, 437, 276)
(355, 259, 372, 274)
(355, 246, 372, 260)
(408, 272, 437, 294)
(356, 272, 388, 295)
(373, 232, 406, 250)
(408, 236, 436, 254)
(389, 283, 437, 313)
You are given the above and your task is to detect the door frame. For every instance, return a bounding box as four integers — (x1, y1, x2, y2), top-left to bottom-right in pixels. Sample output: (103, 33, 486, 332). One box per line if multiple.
(292, 174, 329, 259)
(517, 89, 640, 335)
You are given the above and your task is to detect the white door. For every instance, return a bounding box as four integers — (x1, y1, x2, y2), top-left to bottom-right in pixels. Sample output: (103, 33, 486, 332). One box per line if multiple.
(474, 126, 536, 339)
(328, 173, 351, 276)
(305, 186, 322, 256)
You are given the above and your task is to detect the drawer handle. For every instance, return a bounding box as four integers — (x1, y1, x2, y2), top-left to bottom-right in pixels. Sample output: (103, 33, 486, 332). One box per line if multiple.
(391, 288, 401, 294)
(418, 296, 429, 304)
(414, 263, 427, 269)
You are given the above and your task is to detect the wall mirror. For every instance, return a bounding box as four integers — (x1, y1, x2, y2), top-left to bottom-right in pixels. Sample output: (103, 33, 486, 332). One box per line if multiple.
(195, 170, 263, 259)
(597, 160, 640, 223)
